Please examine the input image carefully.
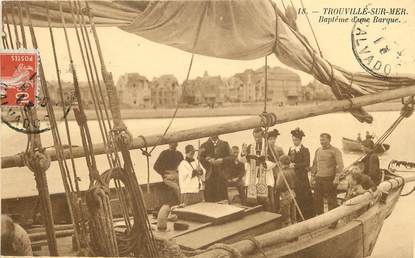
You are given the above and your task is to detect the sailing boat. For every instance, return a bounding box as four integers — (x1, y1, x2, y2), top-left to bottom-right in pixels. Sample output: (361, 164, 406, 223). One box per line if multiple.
(1, 1, 415, 257)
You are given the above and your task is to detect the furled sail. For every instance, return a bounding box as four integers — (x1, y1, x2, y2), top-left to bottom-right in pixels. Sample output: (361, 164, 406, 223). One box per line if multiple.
(3, 0, 415, 123)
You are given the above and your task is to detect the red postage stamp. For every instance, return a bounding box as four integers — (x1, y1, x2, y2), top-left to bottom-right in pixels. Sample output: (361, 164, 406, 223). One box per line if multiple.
(1, 49, 39, 107)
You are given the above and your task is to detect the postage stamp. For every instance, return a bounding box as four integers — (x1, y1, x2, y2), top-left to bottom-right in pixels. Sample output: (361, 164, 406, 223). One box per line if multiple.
(1, 49, 39, 107)
(1, 49, 77, 134)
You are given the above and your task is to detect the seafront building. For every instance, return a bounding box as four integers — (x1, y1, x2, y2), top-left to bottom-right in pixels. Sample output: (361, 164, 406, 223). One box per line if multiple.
(103, 66, 308, 109)
(46, 81, 97, 108)
(150, 74, 181, 109)
(226, 66, 302, 105)
(116, 73, 151, 108)
(183, 71, 225, 107)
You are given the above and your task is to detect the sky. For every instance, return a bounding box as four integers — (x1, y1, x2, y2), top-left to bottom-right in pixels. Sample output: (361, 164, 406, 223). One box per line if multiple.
(2, 0, 414, 86)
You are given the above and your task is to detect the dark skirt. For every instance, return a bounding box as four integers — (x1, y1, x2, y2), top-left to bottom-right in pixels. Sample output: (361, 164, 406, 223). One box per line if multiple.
(294, 172, 315, 220)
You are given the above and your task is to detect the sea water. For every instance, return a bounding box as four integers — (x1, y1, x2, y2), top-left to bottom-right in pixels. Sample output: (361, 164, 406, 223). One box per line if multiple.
(1, 111, 414, 256)
(1, 111, 414, 198)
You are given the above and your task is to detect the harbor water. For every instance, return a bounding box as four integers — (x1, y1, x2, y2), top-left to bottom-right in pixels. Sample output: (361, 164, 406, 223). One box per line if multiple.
(1, 111, 414, 257)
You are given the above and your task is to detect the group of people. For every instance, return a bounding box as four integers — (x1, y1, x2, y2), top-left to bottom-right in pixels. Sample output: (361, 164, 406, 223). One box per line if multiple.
(154, 127, 382, 226)
(357, 131, 376, 142)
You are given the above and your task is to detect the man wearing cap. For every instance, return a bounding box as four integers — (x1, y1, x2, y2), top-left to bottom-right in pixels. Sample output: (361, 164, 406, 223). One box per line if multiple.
(311, 133, 344, 215)
(361, 139, 381, 185)
(178, 145, 205, 205)
(153, 142, 184, 205)
(199, 135, 232, 202)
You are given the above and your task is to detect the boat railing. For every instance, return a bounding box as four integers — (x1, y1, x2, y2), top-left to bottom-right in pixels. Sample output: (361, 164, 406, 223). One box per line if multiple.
(195, 175, 415, 257)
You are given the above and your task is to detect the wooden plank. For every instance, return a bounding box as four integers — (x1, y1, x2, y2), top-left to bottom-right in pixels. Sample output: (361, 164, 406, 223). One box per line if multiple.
(174, 211, 281, 250)
(171, 205, 263, 238)
(172, 202, 245, 223)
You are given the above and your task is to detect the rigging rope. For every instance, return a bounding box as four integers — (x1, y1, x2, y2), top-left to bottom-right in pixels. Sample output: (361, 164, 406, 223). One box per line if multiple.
(280, 0, 287, 12)
(84, 2, 159, 255)
(58, 2, 119, 256)
(17, 2, 27, 49)
(26, 1, 92, 253)
(75, 1, 114, 133)
(345, 98, 414, 174)
(259, 60, 306, 222)
(4, 13, 14, 49)
(129, 3, 208, 198)
(288, 0, 297, 11)
(298, 0, 323, 57)
(10, 6, 21, 48)
(24, 3, 59, 255)
(2, 15, 9, 48)
(45, 2, 89, 251)
(145, 1, 208, 156)
(264, 56, 268, 113)
(267, 141, 306, 222)
(58, 2, 101, 183)
(71, 1, 114, 168)
(73, 0, 134, 233)
(76, 2, 133, 226)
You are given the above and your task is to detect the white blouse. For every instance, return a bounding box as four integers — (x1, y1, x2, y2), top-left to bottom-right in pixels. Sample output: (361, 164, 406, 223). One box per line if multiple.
(178, 159, 205, 194)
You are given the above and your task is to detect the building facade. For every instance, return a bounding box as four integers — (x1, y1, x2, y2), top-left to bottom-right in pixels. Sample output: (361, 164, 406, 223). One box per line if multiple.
(116, 73, 151, 108)
(150, 74, 180, 108)
(183, 71, 225, 107)
(46, 81, 96, 109)
(225, 66, 302, 105)
(302, 79, 335, 101)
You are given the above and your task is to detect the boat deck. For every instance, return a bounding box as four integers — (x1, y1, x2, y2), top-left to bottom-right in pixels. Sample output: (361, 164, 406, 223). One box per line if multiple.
(32, 202, 282, 256)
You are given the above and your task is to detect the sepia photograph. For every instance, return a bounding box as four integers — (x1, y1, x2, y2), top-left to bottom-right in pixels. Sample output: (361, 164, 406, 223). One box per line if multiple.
(1, 0, 415, 257)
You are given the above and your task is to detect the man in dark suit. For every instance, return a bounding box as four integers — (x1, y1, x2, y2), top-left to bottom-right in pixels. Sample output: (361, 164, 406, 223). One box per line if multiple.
(199, 135, 232, 202)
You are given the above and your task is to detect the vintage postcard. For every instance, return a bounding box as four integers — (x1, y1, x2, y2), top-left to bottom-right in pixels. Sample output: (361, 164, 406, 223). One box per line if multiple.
(1, 0, 414, 257)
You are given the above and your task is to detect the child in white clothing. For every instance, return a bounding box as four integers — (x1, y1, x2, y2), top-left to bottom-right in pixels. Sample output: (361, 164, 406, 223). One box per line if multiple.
(178, 145, 205, 205)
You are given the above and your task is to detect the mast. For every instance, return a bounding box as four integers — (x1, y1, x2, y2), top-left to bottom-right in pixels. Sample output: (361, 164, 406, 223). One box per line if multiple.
(2, 85, 415, 169)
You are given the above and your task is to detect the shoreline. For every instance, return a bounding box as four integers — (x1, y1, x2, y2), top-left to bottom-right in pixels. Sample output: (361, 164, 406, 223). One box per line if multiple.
(1, 101, 403, 122)
(34, 101, 403, 121)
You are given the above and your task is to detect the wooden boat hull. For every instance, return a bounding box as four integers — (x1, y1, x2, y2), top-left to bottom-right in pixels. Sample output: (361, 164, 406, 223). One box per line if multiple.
(342, 137, 390, 154)
(1, 177, 405, 258)
(193, 176, 409, 258)
(248, 183, 401, 258)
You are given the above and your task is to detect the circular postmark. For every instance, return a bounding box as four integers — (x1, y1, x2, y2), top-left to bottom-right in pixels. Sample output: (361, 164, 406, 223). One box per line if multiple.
(1, 94, 75, 134)
(351, 8, 412, 79)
